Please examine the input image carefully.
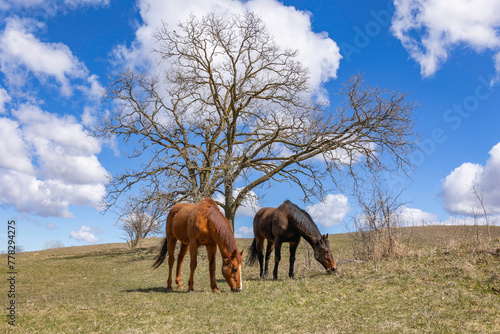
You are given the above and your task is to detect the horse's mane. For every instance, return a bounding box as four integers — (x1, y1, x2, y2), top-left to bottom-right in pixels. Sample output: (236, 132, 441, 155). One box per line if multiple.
(278, 200, 322, 240)
(203, 198, 238, 254)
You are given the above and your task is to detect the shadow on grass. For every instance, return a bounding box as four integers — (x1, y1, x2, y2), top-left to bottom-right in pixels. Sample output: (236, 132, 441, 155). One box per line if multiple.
(56, 250, 126, 261)
(242, 270, 338, 281)
(121, 287, 185, 294)
(56, 247, 160, 263)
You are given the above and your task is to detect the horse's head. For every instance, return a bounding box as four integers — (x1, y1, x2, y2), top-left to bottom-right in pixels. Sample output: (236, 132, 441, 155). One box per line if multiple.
(313, 234, 337, 273)
(222, 249, 244, 292)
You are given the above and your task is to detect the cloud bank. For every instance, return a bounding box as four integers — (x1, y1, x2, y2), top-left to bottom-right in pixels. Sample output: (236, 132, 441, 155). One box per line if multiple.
(398, 206, 438, 226)
(0, 104, 108, 218)
(114, 0, 341, 101)
(0, 0, 109, 14)
(306, 194, 350, 228)
(0, 18, 103, 98)
(441, 142, 500, 216)
(0, 6, 108, 220)
(392, 0, 500, 82)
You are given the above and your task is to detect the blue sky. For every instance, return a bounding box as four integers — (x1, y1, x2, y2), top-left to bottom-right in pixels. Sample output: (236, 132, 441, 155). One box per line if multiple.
(1, 0, 500, 251)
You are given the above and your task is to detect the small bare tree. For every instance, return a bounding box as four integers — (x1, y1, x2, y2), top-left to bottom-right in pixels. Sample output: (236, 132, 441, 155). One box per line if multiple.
(120, 205, 163, 249)
(352, 185, 406, 260)
(94, 12, 418, 230)
(472, 184, 491, 239)
(45, 240, 64, 249)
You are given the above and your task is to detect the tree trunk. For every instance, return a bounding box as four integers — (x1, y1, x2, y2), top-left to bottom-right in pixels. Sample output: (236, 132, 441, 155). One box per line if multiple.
(224, 205, 236, 232)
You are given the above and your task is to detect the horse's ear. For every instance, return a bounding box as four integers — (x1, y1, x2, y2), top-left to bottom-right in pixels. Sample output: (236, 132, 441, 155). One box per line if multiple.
(325, 234, 329, 240)
(231, 249, 238, 259)
(240, 249, 244, 256)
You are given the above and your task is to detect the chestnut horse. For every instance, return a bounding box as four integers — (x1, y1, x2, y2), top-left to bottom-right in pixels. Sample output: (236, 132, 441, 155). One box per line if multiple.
(248, 200, 336, 279)
(153, 198, 243, 293)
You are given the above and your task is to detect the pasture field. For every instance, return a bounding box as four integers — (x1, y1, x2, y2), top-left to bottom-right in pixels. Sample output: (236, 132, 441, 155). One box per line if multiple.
(1, 226, 500, 333)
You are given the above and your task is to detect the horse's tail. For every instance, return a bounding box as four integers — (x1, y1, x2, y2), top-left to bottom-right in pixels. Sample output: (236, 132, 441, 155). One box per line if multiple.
(152, 207, 175, 269)
(152, 237, 168, 269)
(246, 238, 259, 266)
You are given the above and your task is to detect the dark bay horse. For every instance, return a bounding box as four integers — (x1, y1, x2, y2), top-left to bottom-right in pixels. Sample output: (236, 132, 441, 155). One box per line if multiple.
(153, 198, 243, 293)
(248, 200, 336, 279)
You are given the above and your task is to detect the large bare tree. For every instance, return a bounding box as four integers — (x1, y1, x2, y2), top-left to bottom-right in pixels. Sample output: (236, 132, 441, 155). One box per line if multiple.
(94, 12, 418, 230)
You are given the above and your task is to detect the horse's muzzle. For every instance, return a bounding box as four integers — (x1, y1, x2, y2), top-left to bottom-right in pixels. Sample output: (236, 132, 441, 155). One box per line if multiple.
(232, 287, 242, 292)
(327, 266, 337, 274)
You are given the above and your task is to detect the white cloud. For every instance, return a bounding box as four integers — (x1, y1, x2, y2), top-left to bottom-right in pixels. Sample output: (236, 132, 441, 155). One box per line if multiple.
(0, 0, 109, 12)
(114, 0, 341, 101)
(391, 0, 500, 79)
(0, 1, 109, 220)
(0, 104, 108, 218)
(493, 52, 500, 85)
(439, 214, 500, 226)
(234, 188, 261, 217)
(0, 117, 34, 173)
(310, 141, 378, 166)
(214, 188, 261, 218)
(14, 104, 107, 184)
(398, 206, 439, 226)
(63, 0, 109, 7)
(83, 74, 104, 100)
(0, 170, 106, 217)
(70, 225, 99, 243)
(246, 0, 341, 99)
(0, 17, 88, 96)
(235, 226, 253, 238)
(306, 194, 350, 227)
(441, 142, 500, 216)
(0, 87, 10, 113)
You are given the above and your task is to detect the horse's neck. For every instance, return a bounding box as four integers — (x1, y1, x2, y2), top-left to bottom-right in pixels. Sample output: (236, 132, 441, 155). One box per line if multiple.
(208, 219, 236, 258)
(289, 216, 321, 247)
(217, 239, 234, 259)
(300, 233, 320, 248)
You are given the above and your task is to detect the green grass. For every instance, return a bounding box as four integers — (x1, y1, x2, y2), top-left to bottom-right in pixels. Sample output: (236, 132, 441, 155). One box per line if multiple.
(2, 226, 500, 333)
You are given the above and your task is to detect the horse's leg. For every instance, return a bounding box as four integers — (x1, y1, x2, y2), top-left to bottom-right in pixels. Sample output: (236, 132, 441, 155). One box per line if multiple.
(264, 240, 274, 279)
(255, 237, 265, 279)
(175, 243, 188, 288)
(272, 239, 283, 280)
(166, 238, 177, 291)
(188, 242, 199, 292)
(206, 244, 220, 293)
(288, 239, 300, 279)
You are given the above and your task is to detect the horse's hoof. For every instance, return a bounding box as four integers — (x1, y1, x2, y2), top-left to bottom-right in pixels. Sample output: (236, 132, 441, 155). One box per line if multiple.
(212, 289, 221, 294)
(166, 288, 173, 292)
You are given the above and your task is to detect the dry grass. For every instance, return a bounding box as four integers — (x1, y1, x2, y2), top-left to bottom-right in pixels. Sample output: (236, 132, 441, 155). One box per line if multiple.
(1, 226, 499, 333)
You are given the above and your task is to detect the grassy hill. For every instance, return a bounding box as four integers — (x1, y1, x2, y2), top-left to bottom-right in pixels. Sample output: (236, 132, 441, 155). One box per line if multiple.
(2, 226, 500, 333)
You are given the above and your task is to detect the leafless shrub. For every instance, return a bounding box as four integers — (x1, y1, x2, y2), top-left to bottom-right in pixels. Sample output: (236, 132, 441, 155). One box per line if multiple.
(45, 240, 64, 249)
(121, 206, 163, 249)
(351, 186, 408, 260)
(472, 184, 492, 239)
